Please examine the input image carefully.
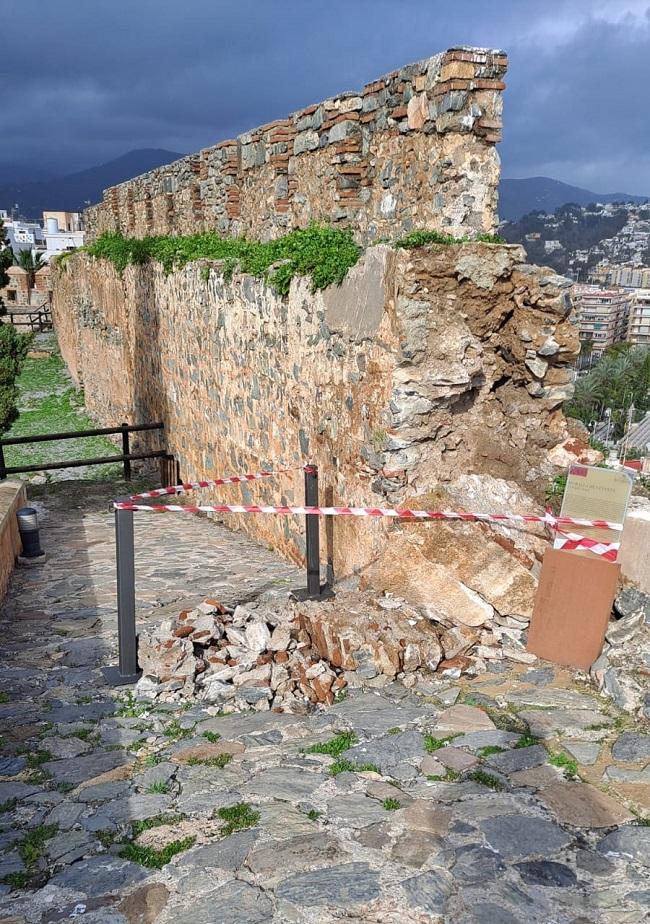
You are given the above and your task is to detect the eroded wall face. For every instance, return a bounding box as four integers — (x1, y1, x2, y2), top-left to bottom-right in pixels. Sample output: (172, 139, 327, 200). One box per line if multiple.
(52, 243, 578, 621)
(84, 48, 506, 244)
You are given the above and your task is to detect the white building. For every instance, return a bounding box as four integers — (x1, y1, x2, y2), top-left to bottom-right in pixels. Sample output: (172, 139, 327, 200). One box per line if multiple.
(43, 216, 84, 259)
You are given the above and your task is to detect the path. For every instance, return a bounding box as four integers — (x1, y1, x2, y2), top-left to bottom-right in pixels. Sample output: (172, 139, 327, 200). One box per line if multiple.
(0, 481, 648, 924)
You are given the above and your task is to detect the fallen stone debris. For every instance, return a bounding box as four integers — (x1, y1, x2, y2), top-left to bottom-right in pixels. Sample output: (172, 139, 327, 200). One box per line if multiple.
(591, 586, 650, 719)
(136, 587, 543, 711)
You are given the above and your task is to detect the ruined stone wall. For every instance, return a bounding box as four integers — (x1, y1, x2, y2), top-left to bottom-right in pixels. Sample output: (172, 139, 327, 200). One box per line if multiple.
(83, 47, 506, 245)
(52, 243, 579, 623)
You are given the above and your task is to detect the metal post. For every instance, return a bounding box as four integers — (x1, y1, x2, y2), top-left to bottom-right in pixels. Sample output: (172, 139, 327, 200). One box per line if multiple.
(102, 501, 141, 685)
(121, 423, 131, 481)
(0, 445, 6, 481)
(305, 464, 321, 597)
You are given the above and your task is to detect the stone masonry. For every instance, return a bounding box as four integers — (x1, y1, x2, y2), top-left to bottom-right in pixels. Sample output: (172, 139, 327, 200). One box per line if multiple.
(53, 241, 578, 628)
(83, 47, 507, 244)
(53, 45, 581, 627)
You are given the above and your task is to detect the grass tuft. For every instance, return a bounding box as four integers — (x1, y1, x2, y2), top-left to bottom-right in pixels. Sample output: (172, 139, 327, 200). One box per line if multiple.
(548, 752, 579, 779)
(164, 719, 194, 741)
(131, 813, 185, 838)
(423, 733, 458, 753)
(120, 836, 196, 869)
(477, 745, 505, 758)
(468, 770, 503, 791)
(145, 781, 170, 794)
(185, 753, 232, 769)
(383, 798, 401, 810)
(328, 759, 380, 777)
(215, 802, 260, 836)
(201, 731, 221, 743)
(18, 824, 58, 867)
(514, 733, 541, 749)
(306, 731, 356, 757)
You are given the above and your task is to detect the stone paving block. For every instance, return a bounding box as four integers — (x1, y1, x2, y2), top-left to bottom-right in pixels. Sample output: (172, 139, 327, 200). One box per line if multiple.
(480, 814, 571, 860)
(433, 704, 496, 733)
(173, 880, 273, 924)
(597, 826, 650, 866)
(562, 741, 601, 766)
(276, 861, 381, 907)
(611, 732, 650, 763)
(486, 745, 547, 775)
(177, 829, 259, 870)
(243, 766, 327, 803)
(435, 746, 478, 772)
(49, 856, 150, 893)
(326, 793, 389, 828)
(44, 750, 129, 786)
(400, 869, 455, 914)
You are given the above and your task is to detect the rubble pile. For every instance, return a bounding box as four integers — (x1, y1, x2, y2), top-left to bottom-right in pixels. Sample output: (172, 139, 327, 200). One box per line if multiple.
(136, 597, 349, 712)
(135, 586, 540, 710)
(590, 587, 650, 719)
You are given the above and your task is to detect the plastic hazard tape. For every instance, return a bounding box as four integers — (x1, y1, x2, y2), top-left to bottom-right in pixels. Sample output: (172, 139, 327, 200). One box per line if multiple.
(112, 501, 624, 532)
(554, 530, 620, 562)
(128, 466, 315, 501)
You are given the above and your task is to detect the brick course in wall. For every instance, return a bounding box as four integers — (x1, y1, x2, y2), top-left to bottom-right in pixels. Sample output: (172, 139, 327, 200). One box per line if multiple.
(83, 47, 507, 244)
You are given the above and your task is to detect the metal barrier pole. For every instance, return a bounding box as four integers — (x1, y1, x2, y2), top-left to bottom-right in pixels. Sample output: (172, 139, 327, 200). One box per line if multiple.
(0, 445, 6, 481)
(305, 464, 321, 597)
(102, 500, 141, 685)
(121, 423, 131, 481)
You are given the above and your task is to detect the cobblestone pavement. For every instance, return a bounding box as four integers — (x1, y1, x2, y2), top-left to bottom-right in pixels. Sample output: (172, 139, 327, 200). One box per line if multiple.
(0, 482, 649, 924)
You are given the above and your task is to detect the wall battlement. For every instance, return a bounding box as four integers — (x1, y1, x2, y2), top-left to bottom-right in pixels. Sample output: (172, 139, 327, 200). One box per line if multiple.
(84, 47, 506, 243)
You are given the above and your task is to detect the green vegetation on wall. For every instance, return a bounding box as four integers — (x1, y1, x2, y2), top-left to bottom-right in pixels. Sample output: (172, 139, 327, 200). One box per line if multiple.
(78, 225, 362, 296)
(395, 229, 505, 248)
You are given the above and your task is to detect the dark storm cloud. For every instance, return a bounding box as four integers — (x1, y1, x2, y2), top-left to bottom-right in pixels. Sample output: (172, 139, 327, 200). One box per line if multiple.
(2, 0, 649, 192)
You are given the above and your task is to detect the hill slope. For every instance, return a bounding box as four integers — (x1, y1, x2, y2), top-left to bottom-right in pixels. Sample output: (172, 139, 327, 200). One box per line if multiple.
(500, 176, 648, 221)
(0, 149, 184, 219)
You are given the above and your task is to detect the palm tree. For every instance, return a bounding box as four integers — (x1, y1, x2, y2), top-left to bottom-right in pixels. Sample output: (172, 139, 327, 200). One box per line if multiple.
(14, 249, 47, 293)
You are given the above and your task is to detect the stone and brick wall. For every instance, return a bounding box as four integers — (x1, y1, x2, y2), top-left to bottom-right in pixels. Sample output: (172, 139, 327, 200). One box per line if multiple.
(0, 481, 27, 602)
(52, 242, 579, 623)
(84, 47, 506, 244)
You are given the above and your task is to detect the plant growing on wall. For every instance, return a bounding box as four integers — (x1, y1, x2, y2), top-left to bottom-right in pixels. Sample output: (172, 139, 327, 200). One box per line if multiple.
(84, 224, 362, 295)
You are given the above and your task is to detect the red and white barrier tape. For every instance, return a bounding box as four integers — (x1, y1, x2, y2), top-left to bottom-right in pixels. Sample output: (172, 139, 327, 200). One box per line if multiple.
(128, 465, 315, 501)
(555, 530, 620, 562)
(112, 500, 623, 532)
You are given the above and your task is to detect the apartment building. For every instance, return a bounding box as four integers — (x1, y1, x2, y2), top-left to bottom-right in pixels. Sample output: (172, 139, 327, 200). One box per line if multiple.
(573, 285, 632, 357)
(628, 289, 650, 348)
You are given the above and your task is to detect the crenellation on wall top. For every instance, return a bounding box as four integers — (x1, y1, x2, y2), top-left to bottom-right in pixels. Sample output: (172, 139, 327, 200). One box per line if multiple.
(85, 46, 508, 243)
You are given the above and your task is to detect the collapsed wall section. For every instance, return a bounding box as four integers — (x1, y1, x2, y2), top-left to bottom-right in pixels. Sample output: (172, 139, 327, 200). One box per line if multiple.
(52, 242, 579, 626)
(84, 47, 506, 244)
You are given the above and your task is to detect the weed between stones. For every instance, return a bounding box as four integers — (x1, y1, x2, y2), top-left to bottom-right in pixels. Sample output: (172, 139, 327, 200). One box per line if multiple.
(164, 720, 195, 741)
(548, 752, 579, 780)
(423, 734, 459, 753)
(201, 731, 222, 743)
(306, 809, 321, 821)
(383, 798, 401, 810)
(142, 754, 163, 768)
(115, 692, 147, 718)
(427, 770, 460, 782)
(0, 693, 9, 704)
(468, 770, 503, 791)
(514, 733, 541, 749)
(0, 798, 17, 813)
(329, 759, 380, 777)
(477, 745, 505, 758)
(146, 781, 170, 794)
(18, 823, 58, 867)
(131, 814, 186, 838)
(185, 754, 232, 769)
(306, 731, 357, 756)
(120, 836, 196, 869)
(215, 802, 261, 836)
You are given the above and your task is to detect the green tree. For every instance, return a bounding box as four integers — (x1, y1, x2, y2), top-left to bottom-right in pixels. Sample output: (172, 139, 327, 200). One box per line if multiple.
(0, 219, 12, 297)
(0, 323, 31, 434)
(14, 249, 47, 295)
(565, 347, 650, 439)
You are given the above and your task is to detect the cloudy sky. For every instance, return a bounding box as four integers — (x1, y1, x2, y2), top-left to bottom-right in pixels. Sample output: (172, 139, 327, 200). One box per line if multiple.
(3, 0, 649, 192)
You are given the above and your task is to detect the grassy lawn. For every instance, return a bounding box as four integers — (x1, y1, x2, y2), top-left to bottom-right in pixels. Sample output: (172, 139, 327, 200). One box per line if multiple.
(3, 333, 122, 482)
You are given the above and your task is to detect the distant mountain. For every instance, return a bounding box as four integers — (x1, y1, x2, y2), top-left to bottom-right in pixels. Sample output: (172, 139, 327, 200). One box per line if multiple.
(499, 176, 649, 222)
(0, 149, 184, 219)
(0, 163, 58, 186)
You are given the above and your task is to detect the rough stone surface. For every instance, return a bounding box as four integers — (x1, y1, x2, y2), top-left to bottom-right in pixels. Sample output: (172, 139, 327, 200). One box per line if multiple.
(0, 482, 646, 924)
